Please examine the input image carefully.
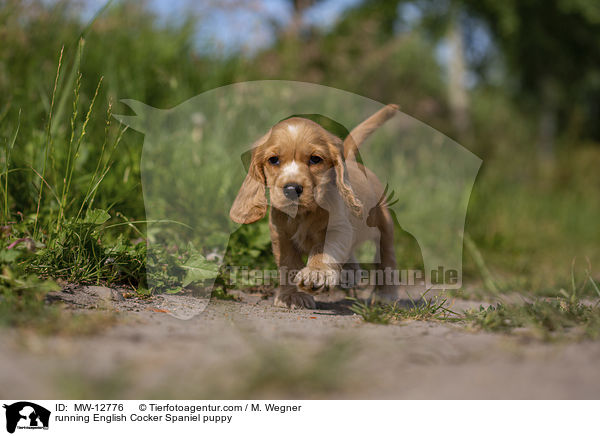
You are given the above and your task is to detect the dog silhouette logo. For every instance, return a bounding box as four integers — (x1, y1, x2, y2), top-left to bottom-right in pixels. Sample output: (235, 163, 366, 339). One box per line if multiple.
(115, 81, 481, 317)
(3, 402, 50, 433)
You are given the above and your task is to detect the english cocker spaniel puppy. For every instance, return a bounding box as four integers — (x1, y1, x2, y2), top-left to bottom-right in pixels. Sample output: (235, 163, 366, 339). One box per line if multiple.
(230, 105, 399, 309)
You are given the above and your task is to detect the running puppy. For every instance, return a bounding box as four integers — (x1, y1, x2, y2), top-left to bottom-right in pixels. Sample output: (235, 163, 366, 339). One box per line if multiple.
(230, 105, 398, 309)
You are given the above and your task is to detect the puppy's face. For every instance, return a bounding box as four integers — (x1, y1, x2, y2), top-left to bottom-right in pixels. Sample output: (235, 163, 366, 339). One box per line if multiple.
(260, 118, 335, 214)
(230, 117, 363, 224)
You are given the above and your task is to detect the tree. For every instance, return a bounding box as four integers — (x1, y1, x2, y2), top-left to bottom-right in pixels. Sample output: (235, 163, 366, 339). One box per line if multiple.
(461, 0, 600, 157)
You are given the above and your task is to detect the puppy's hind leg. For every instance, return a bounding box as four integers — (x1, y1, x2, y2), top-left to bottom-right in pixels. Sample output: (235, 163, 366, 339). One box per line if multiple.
(341, 254, 366, 298)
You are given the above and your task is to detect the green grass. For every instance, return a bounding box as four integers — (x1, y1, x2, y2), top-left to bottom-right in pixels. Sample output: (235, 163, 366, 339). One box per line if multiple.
(210, 287, 239, 301)
(353, 295, 600, 340)
(349, 291, 459, 325)
(464, 299, 600, 340)
(353, 278, 600, 341)
(464, 272, 600, 340)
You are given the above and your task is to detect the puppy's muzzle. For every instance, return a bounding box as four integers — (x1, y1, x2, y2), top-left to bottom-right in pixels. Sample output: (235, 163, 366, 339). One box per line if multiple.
(283, 183, 303, 200)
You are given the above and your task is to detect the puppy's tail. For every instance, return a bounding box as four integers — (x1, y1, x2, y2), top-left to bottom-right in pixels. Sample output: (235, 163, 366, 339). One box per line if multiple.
(343, 104, 399, 160)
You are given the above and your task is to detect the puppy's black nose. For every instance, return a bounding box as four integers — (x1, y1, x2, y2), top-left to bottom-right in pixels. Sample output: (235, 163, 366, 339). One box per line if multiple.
(283, 183, 303, 200)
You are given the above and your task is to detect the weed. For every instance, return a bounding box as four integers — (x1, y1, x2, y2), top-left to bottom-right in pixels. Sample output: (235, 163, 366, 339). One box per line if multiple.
(465, 270, 600, 340)
(350, 291, 459, 325)
(24, 209, 146, 285)
(353, 279, 600, 341)
(464, 299, 600, 340)
(144, 243, 219, 295)
(0, 41, 144, 294)
(211, 287, 238, 301)
(350, 299, 397, 324)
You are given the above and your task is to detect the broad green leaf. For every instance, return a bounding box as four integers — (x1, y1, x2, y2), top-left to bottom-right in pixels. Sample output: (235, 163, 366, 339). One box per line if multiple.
(84, 209, 111, 225)
(180, 254, 219, 287)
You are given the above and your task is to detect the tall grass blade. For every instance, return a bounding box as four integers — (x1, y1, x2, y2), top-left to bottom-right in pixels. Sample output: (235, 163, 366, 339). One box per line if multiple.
(464, 232, 501, 294)
(2, 109, 20, 223)
(57, 63, 82, 230)
(51, 39, 84, 139)
(34, 46, 64, 238)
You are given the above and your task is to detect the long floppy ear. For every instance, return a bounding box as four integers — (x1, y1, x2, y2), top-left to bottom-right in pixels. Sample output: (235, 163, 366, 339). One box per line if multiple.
(230, 132, 271, 224)
(328, 139, 363, 218)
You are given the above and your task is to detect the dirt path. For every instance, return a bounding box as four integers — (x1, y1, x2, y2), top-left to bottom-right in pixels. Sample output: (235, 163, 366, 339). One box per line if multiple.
(1, 286, 600, 399)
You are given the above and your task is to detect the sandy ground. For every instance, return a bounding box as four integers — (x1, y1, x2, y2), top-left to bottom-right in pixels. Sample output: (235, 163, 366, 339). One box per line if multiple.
(1, 285, 600, 399)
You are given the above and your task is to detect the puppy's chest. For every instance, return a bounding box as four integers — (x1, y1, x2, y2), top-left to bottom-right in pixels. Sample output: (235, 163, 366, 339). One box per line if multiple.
(289, 217, 327, 254)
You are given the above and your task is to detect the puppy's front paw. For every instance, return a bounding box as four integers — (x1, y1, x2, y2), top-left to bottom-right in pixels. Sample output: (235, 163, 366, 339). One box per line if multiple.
(274, 291, 316, 310)
(295, 266, 339, 292)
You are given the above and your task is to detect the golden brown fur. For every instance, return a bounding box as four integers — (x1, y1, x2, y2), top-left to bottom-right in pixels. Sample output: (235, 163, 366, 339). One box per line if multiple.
(230, 105, 399, 309)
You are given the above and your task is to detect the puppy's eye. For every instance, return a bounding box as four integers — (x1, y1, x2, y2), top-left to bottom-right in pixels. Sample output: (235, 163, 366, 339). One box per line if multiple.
(268, 156, 280, 165)
(309, 155, 323, 165)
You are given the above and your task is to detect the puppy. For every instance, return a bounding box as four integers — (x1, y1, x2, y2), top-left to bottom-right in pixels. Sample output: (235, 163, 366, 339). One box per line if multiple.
(230, 105, 399, 309)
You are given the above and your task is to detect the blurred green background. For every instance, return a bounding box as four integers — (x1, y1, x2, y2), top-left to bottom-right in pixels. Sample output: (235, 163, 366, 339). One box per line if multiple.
(1, 0, 599, 297)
